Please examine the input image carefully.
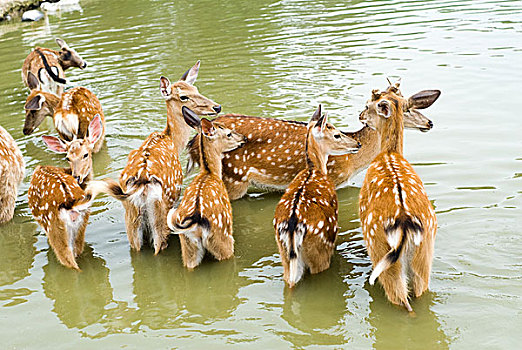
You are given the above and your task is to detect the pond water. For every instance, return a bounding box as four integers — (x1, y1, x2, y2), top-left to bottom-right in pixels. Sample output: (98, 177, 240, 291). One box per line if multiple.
(0, 0, 521, 348)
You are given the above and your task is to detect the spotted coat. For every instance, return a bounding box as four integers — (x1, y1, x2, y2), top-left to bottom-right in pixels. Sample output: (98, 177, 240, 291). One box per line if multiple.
(0, 126, 25, 223)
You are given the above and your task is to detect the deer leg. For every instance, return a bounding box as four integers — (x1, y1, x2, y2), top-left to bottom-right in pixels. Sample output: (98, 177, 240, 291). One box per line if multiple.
(47, 219, 79, 270)
(377, 262, 412, 312)
(123, 201, 142, 251)
(73, 212, 89, 257)
(151, 200, 169, 255)
(205, 227, 234, 261)
(224, 178, 249, 201)
(0, 187, 16, 224)
(304, 238, 335, 275)
(179, 228, 205, 269)
(410, 239, 434, 298)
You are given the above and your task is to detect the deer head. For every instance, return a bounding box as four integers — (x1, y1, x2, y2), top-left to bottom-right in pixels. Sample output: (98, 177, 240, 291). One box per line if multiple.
(159, 61, 221, 116)
(360, 79, 440, 132)
(308, 104, 361, 156)
(55, 38, 87, 69)
(182, 106, 246, 154)
(42, 115, 103, 184)
(23, 72, 60, 135)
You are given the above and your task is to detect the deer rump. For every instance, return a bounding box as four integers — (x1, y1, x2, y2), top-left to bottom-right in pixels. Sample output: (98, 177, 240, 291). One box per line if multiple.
(369, 213, 424, 285)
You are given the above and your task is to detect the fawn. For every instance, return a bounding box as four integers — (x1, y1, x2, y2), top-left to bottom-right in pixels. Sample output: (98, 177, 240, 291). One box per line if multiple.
(187, 84, 440, 200)
(167, 107, 246, 268)
(28, 116, 116, 270)
(358, 81, 439, 312)
(0, 126, 25, 224)
(23, 74, 105, 153)
(273, 105, 361, 288)
(116, 61, 222, 254)
(22, 38, 87, 95)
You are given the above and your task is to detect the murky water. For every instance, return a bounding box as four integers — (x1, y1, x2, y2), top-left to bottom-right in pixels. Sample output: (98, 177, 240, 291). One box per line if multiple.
(0, 0, 521, 348)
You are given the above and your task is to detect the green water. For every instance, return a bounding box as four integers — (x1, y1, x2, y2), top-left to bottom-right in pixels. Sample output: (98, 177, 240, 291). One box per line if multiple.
(0, 0, 521, 348)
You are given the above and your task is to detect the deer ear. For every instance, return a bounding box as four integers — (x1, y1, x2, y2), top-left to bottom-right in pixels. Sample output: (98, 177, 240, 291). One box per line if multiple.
(25, 94, 45, 111)
(407, 90, 441, 110)
(87, 114, 103, 146)
(27, 71, 40, 90)
(201, 118, 215, 137)
(180, 60, 200, 85)
(377, 100, 392, 118)
(182, 106, 201, 129)
(159, 76, 172, 99)
(42, 135, 67, 153)
(55, 38, 69, 50)
(310, 104, 322, 122)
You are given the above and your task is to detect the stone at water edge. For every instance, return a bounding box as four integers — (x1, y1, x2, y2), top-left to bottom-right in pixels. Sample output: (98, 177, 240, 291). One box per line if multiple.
(21, 9, 44, 22)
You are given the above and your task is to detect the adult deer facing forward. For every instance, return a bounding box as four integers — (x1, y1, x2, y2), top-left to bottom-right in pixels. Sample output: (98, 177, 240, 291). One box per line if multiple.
(274, 105, 361, 288)
(117, 61, 222, 254)
(358, 82, 438, 312)
(167, 107, 246, 269)
(187, 85, 440, 200)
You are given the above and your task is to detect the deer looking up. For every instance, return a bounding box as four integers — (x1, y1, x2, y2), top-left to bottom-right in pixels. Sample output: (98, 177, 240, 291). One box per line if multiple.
(167, 107, 246, 269)
(358, 81, 438, 312)
(27, 116, 118, 270)
(23, 73, 105, 153)
(187, 83, 440, 200)
(0, 126, 25, 224)
(115, 61, 222, 255)
(273, 105, 361, 288)
(22, 38, 87, 96)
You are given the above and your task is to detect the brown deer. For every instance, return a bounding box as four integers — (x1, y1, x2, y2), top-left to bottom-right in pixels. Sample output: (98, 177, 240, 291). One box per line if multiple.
(187, 85, 440, 200)
(116, 61, 222, 255)
(0, 126, 25, 224)
(167, 107, 246, 268)
(23, 74, 105, 153)
(22, 38, 87, 95)
(273, 105, 361, 288)
(28, 116, 115, 270)
(358, 81, 438, 312)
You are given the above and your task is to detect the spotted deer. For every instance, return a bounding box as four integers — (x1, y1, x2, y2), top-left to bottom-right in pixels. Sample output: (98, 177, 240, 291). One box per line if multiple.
(273, 105, 361, 288)
(0, 126, 25, 224)
(187, 85, 440, 200)
(115, 61, 222, 255)
(22, 38, 87, 95)
(358, 81, 438, 312)
(28, 116, 117, 270)
(23, 74, 105, 153)
(166, 107, 246, 268)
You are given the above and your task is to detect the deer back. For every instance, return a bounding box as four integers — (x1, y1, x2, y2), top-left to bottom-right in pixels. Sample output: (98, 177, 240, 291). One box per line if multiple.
(53, 87, 105, 152)
(120, 132, 182, 207)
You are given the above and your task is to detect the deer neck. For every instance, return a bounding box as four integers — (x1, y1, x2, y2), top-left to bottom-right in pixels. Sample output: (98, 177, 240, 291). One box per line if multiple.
(305, 130, 328, 174)
(199, 136, 222, 178)
(379, 107, 404, 155)
(45, 92, 61, 111)
(164, 102, 192, 154)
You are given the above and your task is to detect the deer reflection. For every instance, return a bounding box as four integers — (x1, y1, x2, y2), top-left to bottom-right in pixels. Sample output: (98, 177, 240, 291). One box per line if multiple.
(368, 286, 449, 349)
(0, 219, 37, 286)
(42, 244, 113, 329)
(131, 236, 242, 329)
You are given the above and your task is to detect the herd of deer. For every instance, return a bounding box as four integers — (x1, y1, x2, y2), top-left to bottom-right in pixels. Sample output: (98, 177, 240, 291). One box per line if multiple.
(0, 38, 441, 312)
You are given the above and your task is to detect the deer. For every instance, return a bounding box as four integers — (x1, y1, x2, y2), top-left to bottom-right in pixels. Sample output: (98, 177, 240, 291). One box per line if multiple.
(28, 116, 121, 270)
(273, 105, 361, 288)
(0, 126, 25, 224)
(166, 107, 246, 268)
(23, 72, 105, 153)
(114, 61, 222, 255)
(358, 81, 438, 312)
(187, 84, 440, 200)
(22, 38, 87, 96)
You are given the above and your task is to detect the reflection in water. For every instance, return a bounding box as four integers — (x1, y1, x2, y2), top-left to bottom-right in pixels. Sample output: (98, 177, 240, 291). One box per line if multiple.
(0, 218, 37, 287)
(131, 237, 243, 330)
(42, 245, 113, 330)
(368, 286, 449, 350)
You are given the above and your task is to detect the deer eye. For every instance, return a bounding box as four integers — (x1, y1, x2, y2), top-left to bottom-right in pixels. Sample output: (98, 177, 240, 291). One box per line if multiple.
(65, 157, 70, 162)
(83, 153, 88, 159)
(180, 95, 189, 102)
(334, 134, 341, 139)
